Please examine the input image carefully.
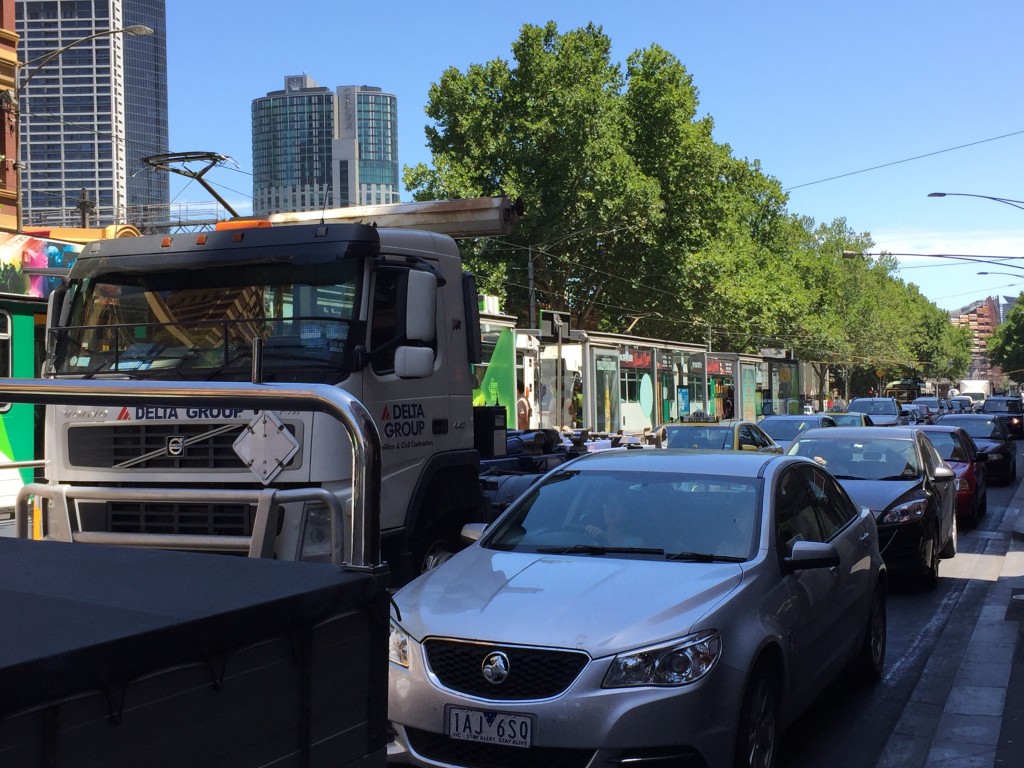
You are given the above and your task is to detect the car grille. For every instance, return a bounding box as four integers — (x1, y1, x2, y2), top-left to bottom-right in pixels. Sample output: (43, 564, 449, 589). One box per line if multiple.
(405, 727, 594, 768)
(423, 639, 589, 700)
(66, 423, 298, 470)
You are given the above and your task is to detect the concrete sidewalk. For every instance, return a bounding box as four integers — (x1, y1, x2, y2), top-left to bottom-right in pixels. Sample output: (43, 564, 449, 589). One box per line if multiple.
(876, 481, 1024, 768)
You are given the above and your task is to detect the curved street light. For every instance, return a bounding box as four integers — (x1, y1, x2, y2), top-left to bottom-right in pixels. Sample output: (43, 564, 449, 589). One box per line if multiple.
(13, 24, 154, 230)
(927, 192, 1024, 213)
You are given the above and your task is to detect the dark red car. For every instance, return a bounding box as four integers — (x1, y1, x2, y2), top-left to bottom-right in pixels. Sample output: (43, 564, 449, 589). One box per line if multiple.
(934, 414, 1016, 486)
(917, 424, 989, 522)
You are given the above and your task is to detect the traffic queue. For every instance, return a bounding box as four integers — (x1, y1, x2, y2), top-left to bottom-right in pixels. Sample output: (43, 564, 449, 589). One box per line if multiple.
(386, 385, 1020, 768)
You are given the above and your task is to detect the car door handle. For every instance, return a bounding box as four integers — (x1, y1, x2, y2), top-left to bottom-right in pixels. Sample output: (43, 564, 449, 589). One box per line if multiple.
(859, 532, 871, 545)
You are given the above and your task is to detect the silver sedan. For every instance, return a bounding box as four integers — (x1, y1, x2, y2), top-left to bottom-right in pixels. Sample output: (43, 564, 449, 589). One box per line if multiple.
(388, 450, 887, 768)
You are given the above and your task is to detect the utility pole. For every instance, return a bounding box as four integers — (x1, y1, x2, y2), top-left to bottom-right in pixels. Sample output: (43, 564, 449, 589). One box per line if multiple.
(75, 189, 95, 227)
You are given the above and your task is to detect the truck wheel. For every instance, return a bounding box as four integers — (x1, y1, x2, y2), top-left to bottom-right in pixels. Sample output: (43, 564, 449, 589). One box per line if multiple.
(413, 517, 464, 575)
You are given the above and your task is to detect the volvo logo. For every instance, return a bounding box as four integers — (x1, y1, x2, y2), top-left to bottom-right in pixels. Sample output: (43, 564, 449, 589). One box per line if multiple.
(481, 651, 510, 685)
(166, 436, 185, 457)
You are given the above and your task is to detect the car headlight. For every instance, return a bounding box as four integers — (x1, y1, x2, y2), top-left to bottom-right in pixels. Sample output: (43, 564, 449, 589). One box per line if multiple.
(389, 619, 411, 668)
(954, 477, 970, 492)
(603, 629, 721, 688)
(881, 498, 928, 524)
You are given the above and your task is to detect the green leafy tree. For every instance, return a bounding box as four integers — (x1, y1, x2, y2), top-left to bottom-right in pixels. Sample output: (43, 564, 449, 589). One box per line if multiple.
(989, 293, 1024, 382)
(404, 20, 968, 387)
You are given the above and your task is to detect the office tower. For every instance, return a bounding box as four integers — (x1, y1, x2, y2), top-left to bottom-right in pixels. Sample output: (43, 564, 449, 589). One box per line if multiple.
(252, 77, 399, 215)
(17, 0, 169, 228)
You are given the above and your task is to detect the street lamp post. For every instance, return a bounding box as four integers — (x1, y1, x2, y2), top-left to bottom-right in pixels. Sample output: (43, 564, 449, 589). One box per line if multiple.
(928, 192, 1024, 212)
(13, 24, 154, 231)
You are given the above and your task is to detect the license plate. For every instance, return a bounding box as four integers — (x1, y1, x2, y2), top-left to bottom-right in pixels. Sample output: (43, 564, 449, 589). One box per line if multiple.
(447, 706, 533, 748)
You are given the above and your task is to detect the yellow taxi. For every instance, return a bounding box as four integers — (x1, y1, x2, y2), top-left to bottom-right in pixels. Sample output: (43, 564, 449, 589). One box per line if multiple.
(653, 419, 784, 453)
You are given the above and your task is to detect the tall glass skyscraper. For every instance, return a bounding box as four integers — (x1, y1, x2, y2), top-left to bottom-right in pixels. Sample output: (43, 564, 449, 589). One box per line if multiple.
(16, 0, 169, 228)
(252, 77, 399, 215)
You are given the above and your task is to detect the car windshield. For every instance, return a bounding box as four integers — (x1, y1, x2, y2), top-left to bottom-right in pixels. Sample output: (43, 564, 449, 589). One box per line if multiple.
(849, 400, 897, 416)
(663, 426, 732, 450)
(983, 399, 1022, 413)
(484, 469, 760, 561)
(759, 419, 810, 440)
(789, 437, 920, 480)
(831, 414, 864, 426)
(924, 432, 968, 462)
(940, 417, 1002, 440)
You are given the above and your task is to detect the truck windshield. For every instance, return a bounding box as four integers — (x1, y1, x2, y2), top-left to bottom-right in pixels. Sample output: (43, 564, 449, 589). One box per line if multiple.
(51, 259, 360, 383)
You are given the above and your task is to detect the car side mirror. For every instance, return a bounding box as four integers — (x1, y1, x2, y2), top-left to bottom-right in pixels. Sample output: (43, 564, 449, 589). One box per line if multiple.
(782, 540, 840, 573)
(461, 522, 488, 544)
(933, 465, 956, 482)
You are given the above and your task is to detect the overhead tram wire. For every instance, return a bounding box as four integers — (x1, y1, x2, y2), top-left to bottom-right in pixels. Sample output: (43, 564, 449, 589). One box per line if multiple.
(782, 129, 1024, 192)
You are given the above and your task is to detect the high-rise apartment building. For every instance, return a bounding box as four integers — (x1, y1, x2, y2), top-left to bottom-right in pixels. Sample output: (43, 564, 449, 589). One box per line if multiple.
(252, 77, 399, 215)
(951, 296, 1003, 380)
(16, 0, 169, 228)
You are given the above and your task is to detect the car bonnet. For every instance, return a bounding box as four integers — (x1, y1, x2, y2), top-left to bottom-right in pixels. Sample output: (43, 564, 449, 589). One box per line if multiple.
(394, 546, 745, 657)
(835, 478, 922, 517)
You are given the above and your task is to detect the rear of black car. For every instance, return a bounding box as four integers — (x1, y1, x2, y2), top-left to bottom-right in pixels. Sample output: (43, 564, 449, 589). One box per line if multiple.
(980, 397, 1024, 439)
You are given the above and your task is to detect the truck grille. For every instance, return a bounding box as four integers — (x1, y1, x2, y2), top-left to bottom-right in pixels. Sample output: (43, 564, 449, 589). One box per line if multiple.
(66, 423, 298, 470)
(423, 639, 589, 700)
(94, 501, 256, 536)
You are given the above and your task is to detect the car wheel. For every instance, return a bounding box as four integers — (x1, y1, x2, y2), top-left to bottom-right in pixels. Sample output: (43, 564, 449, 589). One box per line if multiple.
(940, 513, 957, 558)
(920, 529, 940, 590)
(733, 664, 780, 768)
(851, 584, 887, 682)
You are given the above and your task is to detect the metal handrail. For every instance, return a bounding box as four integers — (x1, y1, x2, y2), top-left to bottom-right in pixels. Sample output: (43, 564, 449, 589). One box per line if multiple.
(0, 378, 382, 569)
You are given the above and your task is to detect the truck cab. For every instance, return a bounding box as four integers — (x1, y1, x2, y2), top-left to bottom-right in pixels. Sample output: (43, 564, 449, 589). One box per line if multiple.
(38, 199, 519, 583)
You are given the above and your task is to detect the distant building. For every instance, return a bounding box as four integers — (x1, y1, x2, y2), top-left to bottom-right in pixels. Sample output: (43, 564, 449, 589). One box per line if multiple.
(950, 296, 1003, 380)
(252, 77, 399, 215)
(16, 0, 170, 229)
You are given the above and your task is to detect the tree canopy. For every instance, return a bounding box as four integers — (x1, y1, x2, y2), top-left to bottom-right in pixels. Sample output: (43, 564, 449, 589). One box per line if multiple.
(988, 294, 1024, 382)
(403, 21, 971, 387)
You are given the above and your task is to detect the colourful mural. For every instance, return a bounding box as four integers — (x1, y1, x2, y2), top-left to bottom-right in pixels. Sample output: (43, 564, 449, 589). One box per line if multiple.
(0, 231, 81, 299)
(0, 232, 82, 510)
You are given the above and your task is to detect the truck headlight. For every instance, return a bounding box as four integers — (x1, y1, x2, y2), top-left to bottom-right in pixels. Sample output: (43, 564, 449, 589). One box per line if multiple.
(299, 504, 333, 563)
(880, 498, 928, 524)
(389, 619, 411, 668)
(603, 629, 721, 688)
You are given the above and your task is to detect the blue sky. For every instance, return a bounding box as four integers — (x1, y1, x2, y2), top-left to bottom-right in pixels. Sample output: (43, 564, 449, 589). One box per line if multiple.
(165, 1, 1024, 312)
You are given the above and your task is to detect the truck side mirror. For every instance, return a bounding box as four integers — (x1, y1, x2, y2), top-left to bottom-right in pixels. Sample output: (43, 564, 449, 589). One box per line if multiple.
(404, 269, 436, 343)
(395, 346, 435, 379)
(44, 285, 67, 373)
(394, 270, 437, 378)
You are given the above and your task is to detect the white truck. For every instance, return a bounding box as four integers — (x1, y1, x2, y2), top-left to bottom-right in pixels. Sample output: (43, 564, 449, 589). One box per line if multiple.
(32, 197, 536, 584)
(957, 379, 992, 410)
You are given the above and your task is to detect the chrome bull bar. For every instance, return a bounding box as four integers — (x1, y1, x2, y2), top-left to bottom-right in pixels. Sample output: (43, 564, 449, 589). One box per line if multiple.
(0, 379, 382, 570)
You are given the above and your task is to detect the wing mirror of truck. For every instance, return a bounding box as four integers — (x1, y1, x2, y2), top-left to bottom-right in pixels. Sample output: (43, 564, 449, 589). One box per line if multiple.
(44, 285, 67, 373)
(405, 270, 437, 343)
(394, 270, 438, 378)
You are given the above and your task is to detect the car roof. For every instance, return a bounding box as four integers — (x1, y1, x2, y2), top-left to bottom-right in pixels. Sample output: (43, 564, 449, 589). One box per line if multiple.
(794, 425, 920, 441)
(567, 447, 792, 476)
(916, 424, 964, 434)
